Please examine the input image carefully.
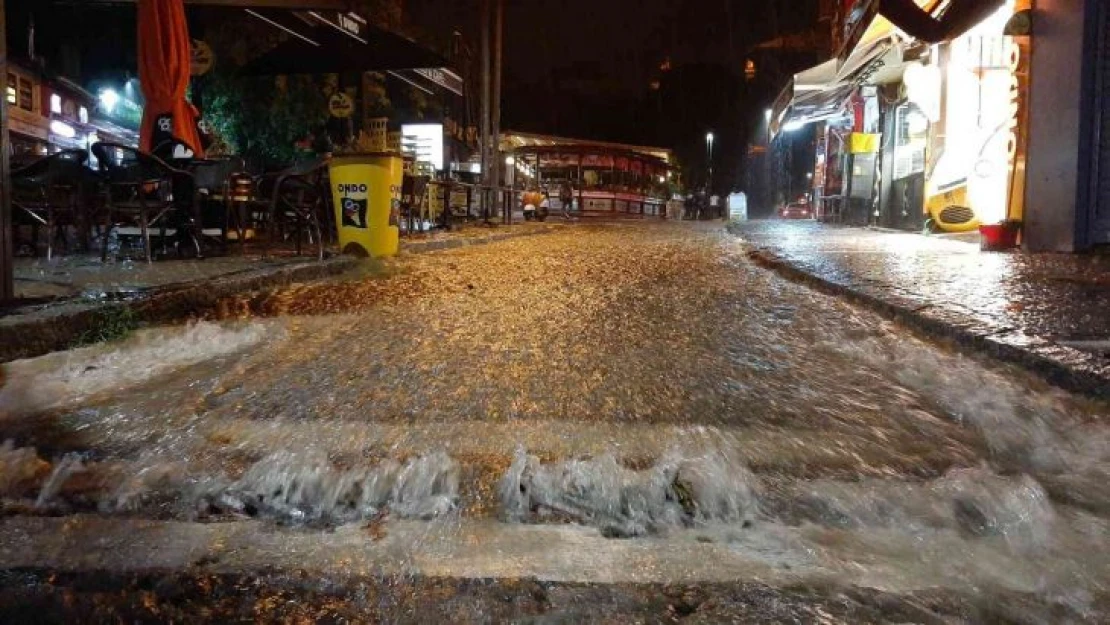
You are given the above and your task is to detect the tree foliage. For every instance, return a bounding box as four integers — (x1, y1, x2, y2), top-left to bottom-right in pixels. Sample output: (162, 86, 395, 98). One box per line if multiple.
(195, 0, 407, 168)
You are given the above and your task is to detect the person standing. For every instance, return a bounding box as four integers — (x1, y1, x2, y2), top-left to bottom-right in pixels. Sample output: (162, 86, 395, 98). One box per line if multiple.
(559, 181, 576, 221)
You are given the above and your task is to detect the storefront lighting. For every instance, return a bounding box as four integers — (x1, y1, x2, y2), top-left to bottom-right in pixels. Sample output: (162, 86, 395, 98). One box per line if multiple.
(782, 119, 806, 132)
(99, 88, 120, 113)
(50, 120, 76, 138)
(50, 94, 62, 114)
(764, 109, 772, 121)
(505, 156, 515, 166)
(79, 106, 89, 124)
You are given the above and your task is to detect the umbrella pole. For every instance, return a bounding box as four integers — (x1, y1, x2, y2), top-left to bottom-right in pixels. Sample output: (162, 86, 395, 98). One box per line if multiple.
(479, 0, 491, 223)
(491, 0, 503, 224)
(0, 0, 13, 302)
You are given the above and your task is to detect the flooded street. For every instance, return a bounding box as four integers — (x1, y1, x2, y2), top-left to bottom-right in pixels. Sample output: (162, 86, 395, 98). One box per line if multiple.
(1, 222, 1107, 622)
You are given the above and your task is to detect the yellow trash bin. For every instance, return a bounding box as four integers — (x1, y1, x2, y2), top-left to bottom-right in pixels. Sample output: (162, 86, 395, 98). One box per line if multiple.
(328, 152, 403, 257)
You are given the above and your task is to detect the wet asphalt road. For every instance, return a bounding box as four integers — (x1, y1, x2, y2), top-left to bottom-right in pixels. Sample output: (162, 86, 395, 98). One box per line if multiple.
(0, 221, 1107, 623)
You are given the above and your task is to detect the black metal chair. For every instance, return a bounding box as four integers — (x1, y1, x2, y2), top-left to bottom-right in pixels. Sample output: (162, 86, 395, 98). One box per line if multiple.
(91, 142, 201, 263)
(11, 149, 94, 260)
(190, 156, 247, 252)
(256, 158, 329, 260)
(400, 174, 430, 235)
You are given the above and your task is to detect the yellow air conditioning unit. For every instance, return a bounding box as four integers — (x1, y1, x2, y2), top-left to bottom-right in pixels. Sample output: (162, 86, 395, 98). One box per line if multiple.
(926, 179, 980, 233)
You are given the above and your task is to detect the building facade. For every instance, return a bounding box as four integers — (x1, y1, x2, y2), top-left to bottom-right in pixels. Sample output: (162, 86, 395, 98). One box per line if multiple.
(772, 0, 1108, 251)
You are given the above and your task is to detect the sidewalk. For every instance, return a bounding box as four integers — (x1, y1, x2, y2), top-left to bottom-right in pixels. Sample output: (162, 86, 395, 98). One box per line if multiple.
(730, 220, 1110, 397)
(1, 221, 562, 362)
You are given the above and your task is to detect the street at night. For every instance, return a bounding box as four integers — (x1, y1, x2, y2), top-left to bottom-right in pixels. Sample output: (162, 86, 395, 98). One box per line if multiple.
(1, 222, 1107, 621)
(1, 0, 1109, 622)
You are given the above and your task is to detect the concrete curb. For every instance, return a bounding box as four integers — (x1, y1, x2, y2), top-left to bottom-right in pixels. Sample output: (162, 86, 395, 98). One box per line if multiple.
(0, 225, 561, 364)
(741, 246, 1110, 399)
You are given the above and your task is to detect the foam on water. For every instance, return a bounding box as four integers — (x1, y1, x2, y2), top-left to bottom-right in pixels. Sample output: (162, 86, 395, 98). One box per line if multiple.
(0, 321, 273, 418)
(500, 447, 758, 537)
(200, 450, 460, 525)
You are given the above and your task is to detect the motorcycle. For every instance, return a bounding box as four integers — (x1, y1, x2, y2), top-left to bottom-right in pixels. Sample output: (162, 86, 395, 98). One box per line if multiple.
(522, 190, 549, 221)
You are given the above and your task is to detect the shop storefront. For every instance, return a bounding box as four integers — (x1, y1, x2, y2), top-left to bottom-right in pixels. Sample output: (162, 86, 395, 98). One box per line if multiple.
(501, 132, 675, 217)
(5, 63, 105, 167)
(774, 0, 1033, 236)
(913, 3, 1029, 233)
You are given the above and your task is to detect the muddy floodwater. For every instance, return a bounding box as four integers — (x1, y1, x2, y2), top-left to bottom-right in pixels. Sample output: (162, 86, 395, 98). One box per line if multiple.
(1, 222, 1107, 623)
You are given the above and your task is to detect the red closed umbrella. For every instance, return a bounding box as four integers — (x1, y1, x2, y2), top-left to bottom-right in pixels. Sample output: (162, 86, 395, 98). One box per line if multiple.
(137, 0, 204, 158)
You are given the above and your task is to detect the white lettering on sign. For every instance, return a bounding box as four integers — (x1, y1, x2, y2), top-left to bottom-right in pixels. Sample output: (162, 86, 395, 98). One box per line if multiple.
(338, 13, 360, 36)
(1006, 40, 1022, 166)
(412, 68, 465, 95)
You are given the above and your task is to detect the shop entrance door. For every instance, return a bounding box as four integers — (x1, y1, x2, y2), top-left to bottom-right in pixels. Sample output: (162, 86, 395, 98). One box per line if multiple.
(1088, 0, 1110, 245)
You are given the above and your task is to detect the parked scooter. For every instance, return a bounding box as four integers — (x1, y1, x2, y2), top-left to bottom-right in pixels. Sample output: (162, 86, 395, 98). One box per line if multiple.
(522, 188, 549, 221)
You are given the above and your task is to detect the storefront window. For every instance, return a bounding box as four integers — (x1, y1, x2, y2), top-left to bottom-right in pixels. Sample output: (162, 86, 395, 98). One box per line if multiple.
(928, 0, 1018, 224)
(18, 77, 34, 112)
(893, 103, 927, 180)
(6, 74, 15, 105)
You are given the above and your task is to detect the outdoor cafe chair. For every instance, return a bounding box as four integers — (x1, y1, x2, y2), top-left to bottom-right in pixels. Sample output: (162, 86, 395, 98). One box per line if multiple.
(400, 174, 430, 235)
(256, 158, 328, 260)
(153, 139, 255, 255)
(11, 149, 95, 260)
(190, 155, 247, 252)
(91, 141, 202, 263)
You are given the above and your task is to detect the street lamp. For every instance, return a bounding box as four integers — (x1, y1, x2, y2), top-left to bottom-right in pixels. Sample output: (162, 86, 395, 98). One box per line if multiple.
(705, 131, 714, 193)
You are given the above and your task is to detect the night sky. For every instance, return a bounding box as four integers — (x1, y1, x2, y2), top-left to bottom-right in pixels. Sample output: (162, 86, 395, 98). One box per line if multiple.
(407, 0, 821, 189)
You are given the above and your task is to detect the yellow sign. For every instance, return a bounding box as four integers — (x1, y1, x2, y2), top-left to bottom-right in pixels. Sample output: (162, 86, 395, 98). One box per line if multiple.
(848, 132, 880, 154)
(328, 93, 354, 119)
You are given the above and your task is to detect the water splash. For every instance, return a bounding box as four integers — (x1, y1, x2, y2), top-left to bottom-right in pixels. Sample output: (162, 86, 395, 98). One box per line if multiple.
(34, 453, 85, 510)
(204, 450, 460, 525)
(500, 447, 758, 537)
(0, 321, 273, 418)
(823, 332, 1110, 513)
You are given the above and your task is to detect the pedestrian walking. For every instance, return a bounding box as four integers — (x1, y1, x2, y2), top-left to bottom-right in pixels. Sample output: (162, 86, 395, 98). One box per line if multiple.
(559, 181, 576, 221)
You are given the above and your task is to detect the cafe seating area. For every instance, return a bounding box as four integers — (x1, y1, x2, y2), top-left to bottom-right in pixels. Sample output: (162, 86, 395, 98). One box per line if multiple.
(10, 142, 496, 266)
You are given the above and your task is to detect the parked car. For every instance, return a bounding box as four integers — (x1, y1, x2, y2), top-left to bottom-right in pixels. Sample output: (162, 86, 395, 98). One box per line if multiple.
(778, 198, 813, 220)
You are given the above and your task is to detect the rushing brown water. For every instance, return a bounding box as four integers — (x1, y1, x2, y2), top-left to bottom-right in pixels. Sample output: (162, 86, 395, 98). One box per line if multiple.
(0, 222, 1106, 622)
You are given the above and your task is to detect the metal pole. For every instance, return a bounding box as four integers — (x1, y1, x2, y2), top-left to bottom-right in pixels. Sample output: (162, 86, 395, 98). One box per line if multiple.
(479, 0, 490, 221)
(0, 0, 13, 302)
(491, 0, 504, 223)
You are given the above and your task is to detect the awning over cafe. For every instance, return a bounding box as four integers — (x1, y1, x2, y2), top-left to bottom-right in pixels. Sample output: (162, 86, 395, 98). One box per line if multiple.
(838, 0, 1006, 63)
(238, 9, 448, 78)
(770, 36, 905, 137)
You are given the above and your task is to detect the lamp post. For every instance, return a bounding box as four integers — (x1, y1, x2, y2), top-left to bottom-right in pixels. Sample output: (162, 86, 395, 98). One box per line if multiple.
(763, 108, 774, 212)
(705, 131, 714, 194)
